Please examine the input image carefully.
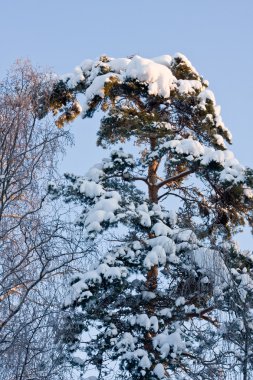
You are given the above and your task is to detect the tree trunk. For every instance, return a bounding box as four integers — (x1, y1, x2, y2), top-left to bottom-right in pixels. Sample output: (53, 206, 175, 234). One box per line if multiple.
(148, 137, 159, 204)
(146, 136, 159, 292)
(145, 136, 160, 364)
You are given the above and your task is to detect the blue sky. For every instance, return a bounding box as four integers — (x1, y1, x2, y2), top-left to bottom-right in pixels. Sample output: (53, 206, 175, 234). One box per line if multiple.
(1, 0, 252, 247)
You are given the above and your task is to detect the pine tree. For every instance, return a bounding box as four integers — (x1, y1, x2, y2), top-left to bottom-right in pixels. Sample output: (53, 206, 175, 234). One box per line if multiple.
(46, 54, 253, 379)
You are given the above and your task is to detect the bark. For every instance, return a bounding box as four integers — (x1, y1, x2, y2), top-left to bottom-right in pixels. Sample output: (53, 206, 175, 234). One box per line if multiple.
(146, 136, 159, 292)
(144, 136, 161, 368)
(147, 137, 159, 204)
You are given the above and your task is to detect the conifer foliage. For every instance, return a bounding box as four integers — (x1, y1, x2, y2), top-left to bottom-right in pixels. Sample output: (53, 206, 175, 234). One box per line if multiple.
(47, 54, 253, 379)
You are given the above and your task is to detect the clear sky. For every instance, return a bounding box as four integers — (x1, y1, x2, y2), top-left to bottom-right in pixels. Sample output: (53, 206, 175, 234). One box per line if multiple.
(0, 0, 252, 247)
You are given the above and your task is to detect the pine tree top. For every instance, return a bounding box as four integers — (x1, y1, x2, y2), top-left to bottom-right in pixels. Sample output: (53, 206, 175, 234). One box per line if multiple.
(44, 53, 253, 235)
(47, 53, 231, 145)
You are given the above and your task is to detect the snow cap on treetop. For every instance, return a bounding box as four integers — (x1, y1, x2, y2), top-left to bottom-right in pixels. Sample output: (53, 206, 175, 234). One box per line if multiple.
(49, 53, 232, 145)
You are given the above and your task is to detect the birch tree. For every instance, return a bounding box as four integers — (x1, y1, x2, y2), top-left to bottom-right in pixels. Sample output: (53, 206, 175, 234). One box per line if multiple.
(0, 62, 91, 380)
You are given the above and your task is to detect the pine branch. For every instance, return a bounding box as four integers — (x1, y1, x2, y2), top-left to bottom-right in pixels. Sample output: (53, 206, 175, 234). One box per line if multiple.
(157, 169, 194, 189)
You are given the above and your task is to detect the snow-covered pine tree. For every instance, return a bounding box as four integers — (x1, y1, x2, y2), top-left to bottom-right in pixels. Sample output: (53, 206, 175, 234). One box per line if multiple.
(45, 54, 253, 379)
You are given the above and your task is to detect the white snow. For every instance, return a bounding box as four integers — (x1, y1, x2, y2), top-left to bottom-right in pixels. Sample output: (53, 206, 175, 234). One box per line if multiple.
(103, 266, 128, 282)
(109, 57, 131, 73)
(105, 323, 118, 337)
(133, 241, 142, 250)
(139, 354, 152, 369)
(168, 210, 177, 227)
(198, 89, 232, 142)
(150, 316, 159, 332)
(231, 269, 253, 302)
(84, 191, 121, 232)
(152, 222, 171, 237)
(177, 79, 202, 94)
(131, 349, 152, 370)
(198, 89, 216, 105)
(153, 329, 186, 358)
(131, 314, 150, 330)
(149, 236, 176, 258)
(173, 52, 200, 77)
(79, 180, 103, 198)
(142, 291, 156, 300)
(152, 54, 172, 67)
(244, 188, 253, 199)
(137, 203, 152, 227)
(144, 245, 166, 269)
(80, 59, 93, 72)
(175, 297, 186, 306)
(158, 308, 172, 318)
(116, 332, 136, 353)
(162, 138, 245, 184)
(174, 229, 197, 243)
(66, 271, 102, 305)
(164, 138, 205, 157)
(85, 165, 104, 182)
(153, 363, 165, 379)
(213, 133, 226, 148)
(82, 270, 102, 284)
(125, 56, 176, 98)
(82, 73, 121, 114)
(95, 263, 127, 282)
(130, 314, 158, 332)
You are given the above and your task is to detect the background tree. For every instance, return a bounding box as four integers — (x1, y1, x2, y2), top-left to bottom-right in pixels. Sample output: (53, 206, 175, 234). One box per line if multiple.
(45, 54, 253, 379)
(0, 62, 92, 380)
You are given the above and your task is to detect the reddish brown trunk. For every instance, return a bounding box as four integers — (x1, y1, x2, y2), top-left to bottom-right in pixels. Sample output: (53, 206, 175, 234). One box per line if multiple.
(146, 263, 158, 291)
(148, 137, 159, 204)
(146, 137, 159, 292)
(145, 138, 166, 372)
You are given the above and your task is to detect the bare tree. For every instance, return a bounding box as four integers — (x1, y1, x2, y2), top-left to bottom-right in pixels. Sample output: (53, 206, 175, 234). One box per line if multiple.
(0, 62, 92, 380)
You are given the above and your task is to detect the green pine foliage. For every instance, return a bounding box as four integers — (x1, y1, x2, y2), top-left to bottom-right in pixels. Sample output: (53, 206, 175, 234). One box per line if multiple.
(46, 54, 253, 379)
